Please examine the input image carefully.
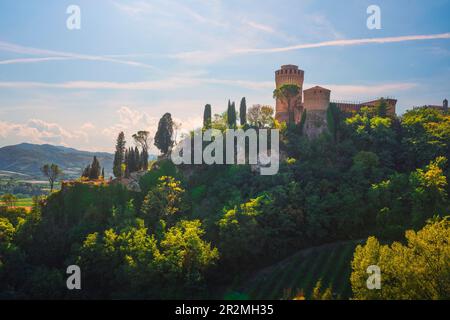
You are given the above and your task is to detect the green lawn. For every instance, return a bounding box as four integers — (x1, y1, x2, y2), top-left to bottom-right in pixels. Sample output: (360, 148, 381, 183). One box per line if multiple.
(226, 240, 362, 300)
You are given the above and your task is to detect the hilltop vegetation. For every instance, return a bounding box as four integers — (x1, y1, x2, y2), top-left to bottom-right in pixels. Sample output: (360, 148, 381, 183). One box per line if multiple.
(0, 104, 449, 299)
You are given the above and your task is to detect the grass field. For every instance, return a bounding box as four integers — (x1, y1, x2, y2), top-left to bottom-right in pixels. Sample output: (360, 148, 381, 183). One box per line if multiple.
(0, 197, 33, 208)
(226, 240, 362, 300)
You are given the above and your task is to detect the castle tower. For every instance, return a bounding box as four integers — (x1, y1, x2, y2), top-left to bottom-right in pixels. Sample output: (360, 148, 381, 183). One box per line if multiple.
(303, 86, 331, 111)
(302, 86, 330, 139)
(444, 99, 448, 112)
(275, 65, 304, 123)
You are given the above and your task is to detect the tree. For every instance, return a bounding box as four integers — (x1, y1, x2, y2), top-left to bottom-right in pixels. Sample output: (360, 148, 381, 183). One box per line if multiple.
(89, 156, 101, 180)
(113, 132, 126, 178)
(140, 176, 187, 229)
(351, 217, 450, 300)
(159, 220, 219, 295)
(247, 105, 274, 128)
(227, 101, 236, 128)
(311, 280, 334, 300)
(41, 164, 62, 192)
(81, 157, 101, 180)
(239, 97, 247, 126)
(101, 168, 105, 179)
(133, 131, 151, 170)
(375, 98, 389, 117)
(1, 193, 17, 208)
(154, 113, 174, 156)
(273, 84, 301, 125)
(203, 104, 212, 129)
(327, 103, 342, 142)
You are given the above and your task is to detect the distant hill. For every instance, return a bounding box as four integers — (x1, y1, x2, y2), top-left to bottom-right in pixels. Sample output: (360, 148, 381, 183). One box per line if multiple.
(0, 143, 115, 179)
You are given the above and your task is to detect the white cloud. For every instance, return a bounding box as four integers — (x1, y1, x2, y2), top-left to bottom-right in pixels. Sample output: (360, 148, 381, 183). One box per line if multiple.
(0, 40, 156, 69)
(235, 33, 450, 54)
(306, 82, 418, 101)
(102, 106, 201, 153)
(245, 20, 276, 34)
(0, 119, 88, 147)
(0, 77, 273, 91)
(0, 57, 72, 65)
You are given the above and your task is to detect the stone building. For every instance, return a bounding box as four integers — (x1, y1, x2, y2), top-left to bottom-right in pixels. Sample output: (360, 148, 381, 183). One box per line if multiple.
(274, 64, 398, 138)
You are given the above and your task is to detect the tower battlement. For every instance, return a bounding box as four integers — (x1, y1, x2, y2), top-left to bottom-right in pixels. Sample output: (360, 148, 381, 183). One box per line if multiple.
(274, 65, 304, 124)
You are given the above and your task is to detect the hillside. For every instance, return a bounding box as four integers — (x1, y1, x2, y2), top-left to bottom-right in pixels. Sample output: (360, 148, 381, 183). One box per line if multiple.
(0, 143, 114, 179)
(226, 240, 363, 300)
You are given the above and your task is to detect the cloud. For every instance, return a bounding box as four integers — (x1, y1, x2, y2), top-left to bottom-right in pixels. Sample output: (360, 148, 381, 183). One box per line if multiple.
(0, 119, 87, 146)
(0, 77, 273, 91)
(0, 40, 156, 69)
(244, 20, 275, 34)
(113, 1, 155, 17)
(101, 106, 201, 152)
(114, 0, 227, 27)
(168, 32, 450, 64)
(0, 57, 72, 65)
(234, 32, 450, 54)
(307, 82, 418, 101)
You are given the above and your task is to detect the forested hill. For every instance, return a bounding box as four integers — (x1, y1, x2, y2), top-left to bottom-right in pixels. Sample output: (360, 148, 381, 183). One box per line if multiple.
(0, 143, 114, 179)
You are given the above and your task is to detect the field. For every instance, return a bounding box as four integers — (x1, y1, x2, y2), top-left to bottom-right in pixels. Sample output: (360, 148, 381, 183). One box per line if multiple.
(0, 197, 33, 208)
(227, 240, 362, 300)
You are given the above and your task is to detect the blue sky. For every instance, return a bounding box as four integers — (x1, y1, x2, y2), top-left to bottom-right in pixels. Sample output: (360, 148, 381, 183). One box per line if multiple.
(0, 0, 449, 152)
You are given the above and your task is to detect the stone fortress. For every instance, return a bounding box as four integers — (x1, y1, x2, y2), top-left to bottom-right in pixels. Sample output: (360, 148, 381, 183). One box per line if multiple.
(274, 64, 448, 137)
(274, 64, 398, 137)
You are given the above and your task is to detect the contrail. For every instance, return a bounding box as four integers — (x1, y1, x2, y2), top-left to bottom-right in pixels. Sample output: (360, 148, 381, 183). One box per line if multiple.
(234, 32, 450, 54)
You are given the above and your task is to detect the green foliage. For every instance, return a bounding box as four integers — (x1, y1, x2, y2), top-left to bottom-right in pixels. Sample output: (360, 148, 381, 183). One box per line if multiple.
(311, 280, 334, 300)
(154, 113, 174, 155)
(370, 157, 448, 238)
(113, 132, 126, 178)
(139, 160, 181, 195)
(41, 163, 62, 192)
(203, 104, 212, 129)
(401, 107, 450, 170)
(247, 105, 274, 128)
(82, 156, 101, 180)
(141, 176, 188, 231)
(239, 97, 247, 126)
(327, 103, 342, 142)
(273, 84, 301, 125)
(351, 217, 450, 299)
(158, 220, 219, 296)
(2, 103, 450, 300)
(227, 100, 237, 128)
(1, 193, 17, 208)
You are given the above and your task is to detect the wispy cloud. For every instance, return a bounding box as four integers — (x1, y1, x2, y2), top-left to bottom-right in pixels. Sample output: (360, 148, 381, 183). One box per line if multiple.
(0, 40, 156, 69)
(235, 33, 450, 54)
(0, 57, 72, 65)
(244, 20, 275, 34)
(0, 78, 417, 99)
(0, 78, 273, 91)
(316, 82, 418, 101)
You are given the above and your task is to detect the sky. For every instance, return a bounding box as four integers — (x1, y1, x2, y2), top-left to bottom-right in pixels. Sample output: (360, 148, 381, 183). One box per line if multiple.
(0, 0, 449, 153)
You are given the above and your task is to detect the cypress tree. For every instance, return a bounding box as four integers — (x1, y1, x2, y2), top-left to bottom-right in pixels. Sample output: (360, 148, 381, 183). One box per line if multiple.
(89, 156, 101, 180)
(135, 146, 140, 171)
(142, 149, 149, 171)
(113, 132, 126, 178)
(240, 97, 247, 126)
(203, 104, 212, 129)
(227, 101, 236, 128)
(154, 113, 174, 155)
